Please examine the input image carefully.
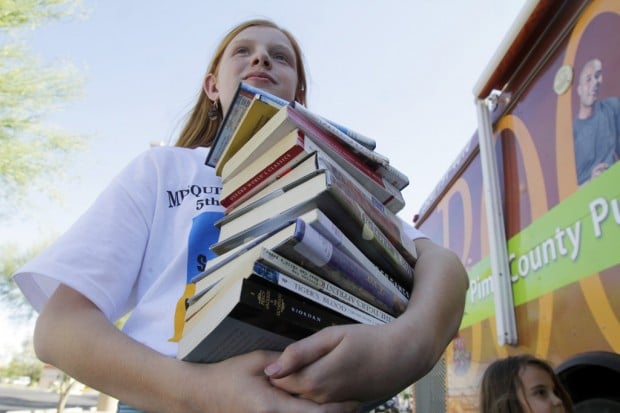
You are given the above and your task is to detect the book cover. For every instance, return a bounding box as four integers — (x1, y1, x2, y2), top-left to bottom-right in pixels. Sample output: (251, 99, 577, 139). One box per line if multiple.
(258, 248, 396, 324)
(213, 165, 416, 289)
(179, 276, 354, 363)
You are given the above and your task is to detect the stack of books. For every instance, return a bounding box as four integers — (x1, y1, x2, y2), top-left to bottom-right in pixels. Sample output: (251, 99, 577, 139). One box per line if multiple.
(177, 83, 417, 365)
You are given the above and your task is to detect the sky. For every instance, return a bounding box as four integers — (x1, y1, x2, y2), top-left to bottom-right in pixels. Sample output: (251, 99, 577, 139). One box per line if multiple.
(1, 0, 527, 354)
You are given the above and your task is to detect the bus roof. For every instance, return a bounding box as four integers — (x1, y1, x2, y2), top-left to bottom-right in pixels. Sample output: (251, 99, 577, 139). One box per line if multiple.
(474, 0, 559, 99)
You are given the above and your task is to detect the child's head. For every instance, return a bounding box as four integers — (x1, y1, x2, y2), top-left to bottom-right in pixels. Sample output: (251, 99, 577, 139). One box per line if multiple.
(177, 19, 308, 148)
(480, 355, 573, 413)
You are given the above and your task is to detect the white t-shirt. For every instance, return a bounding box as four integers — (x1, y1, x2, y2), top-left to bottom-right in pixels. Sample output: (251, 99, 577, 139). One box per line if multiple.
(14, 146, 424, 357)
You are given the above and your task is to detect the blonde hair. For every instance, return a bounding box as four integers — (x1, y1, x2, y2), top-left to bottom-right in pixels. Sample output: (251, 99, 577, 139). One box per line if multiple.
(176, 19, 308, 148)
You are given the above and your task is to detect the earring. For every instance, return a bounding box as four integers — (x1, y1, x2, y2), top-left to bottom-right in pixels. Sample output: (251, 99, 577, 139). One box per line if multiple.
(208, 100, 220, 120)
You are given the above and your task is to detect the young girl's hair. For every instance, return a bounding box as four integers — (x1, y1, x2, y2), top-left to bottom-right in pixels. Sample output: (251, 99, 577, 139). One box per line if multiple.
(176, 19, 308, 148)
(479, 354, 574, 413)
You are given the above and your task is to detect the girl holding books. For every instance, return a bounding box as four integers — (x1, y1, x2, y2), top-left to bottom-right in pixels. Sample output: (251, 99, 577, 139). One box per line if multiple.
(480, 354, 574, 413)
(14, 18, 468, 413)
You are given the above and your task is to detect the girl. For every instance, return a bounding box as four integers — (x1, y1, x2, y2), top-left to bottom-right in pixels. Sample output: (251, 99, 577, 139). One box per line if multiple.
(480, 354, 574, 413)
(14, 19, 468, 413)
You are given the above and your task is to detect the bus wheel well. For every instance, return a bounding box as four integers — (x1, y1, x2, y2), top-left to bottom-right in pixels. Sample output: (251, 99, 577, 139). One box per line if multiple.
(556, 351, 620, 410)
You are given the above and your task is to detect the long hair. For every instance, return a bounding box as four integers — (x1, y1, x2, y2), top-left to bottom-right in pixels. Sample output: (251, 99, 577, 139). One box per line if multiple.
(479, 355, 574, 413)
(175, 19, 308, 148)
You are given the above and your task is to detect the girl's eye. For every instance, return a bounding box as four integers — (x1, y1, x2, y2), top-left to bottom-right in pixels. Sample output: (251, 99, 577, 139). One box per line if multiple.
(272, 51, 292, 64)
(234, 47, 249, 56)
(534, 388, 548, 397)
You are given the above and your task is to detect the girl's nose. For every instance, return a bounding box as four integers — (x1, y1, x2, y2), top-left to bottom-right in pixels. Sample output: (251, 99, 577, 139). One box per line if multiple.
(252, 50, 271, 68)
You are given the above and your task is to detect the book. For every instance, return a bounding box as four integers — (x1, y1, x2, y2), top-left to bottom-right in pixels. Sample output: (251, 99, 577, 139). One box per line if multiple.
(205, 82, 283, 169)
(214, 94, 281, 176)
(226, 151, 320, 212)
(207, 82, 376, 170)
(178, 275, 355, 363)
(219, 130, 406, 213)
(213, 158, 417, 289)
(258, 248, 396, 324)
(221, 104, 407, 197)
(293, 104, 408, 190)
(193, 210, 409, 317)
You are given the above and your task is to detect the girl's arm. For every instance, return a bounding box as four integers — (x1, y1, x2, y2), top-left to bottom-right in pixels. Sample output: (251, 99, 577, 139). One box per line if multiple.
(35, 284, 360, 413)
(265, 238, 468, 404)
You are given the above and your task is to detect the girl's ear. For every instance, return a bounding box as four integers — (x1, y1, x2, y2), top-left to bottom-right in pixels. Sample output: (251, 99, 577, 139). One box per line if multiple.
(203, 73, 219, 101)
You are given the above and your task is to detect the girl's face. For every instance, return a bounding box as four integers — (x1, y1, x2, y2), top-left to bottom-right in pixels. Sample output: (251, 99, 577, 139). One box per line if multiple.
(517, 365, 566, 413)
(204, 25, 299, 114)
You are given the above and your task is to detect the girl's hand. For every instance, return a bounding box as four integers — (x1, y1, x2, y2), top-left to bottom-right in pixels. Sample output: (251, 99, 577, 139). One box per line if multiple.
(183, 349, 362, 413)
(263, 323, 421, 405)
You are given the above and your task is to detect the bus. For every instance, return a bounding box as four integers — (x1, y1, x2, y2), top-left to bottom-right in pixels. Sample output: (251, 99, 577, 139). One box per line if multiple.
(412, 0, 620, 411)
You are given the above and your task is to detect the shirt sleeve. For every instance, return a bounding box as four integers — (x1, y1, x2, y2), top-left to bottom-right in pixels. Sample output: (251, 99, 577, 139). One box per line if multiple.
(13, 151, 157, 321)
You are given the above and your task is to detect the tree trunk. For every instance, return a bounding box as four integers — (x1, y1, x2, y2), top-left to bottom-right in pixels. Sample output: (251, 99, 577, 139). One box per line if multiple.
(56, 377, 76, 413)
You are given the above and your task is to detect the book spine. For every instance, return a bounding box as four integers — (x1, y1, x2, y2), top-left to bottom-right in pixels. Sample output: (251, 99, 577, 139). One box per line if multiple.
(287, 108, 385, 186)
(238, 277, 355, 331)
(324, 163, 419, 273)
(244, 82, 289, 107)
(326, 121, 376, 150)
(220, 142, 307, 208)
(311, 153, 415, 286)
(235, 86, 376, 151)
(311, 146, 405, 214)
(291, 104, 389, 166)
(292, 105, 409, 190)
(377, 164, 410, 191)
(181, 276, 353, 363)
(206, 87, 254, 168)
(252, 261, 383, 325)
(308, 208, 414, 296)
(259, 248, 395, 324)
(291, 219, 408, 315)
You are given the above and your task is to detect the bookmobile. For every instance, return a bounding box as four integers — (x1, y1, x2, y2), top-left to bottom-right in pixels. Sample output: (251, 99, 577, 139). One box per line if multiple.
(410, 0, 620, 411)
